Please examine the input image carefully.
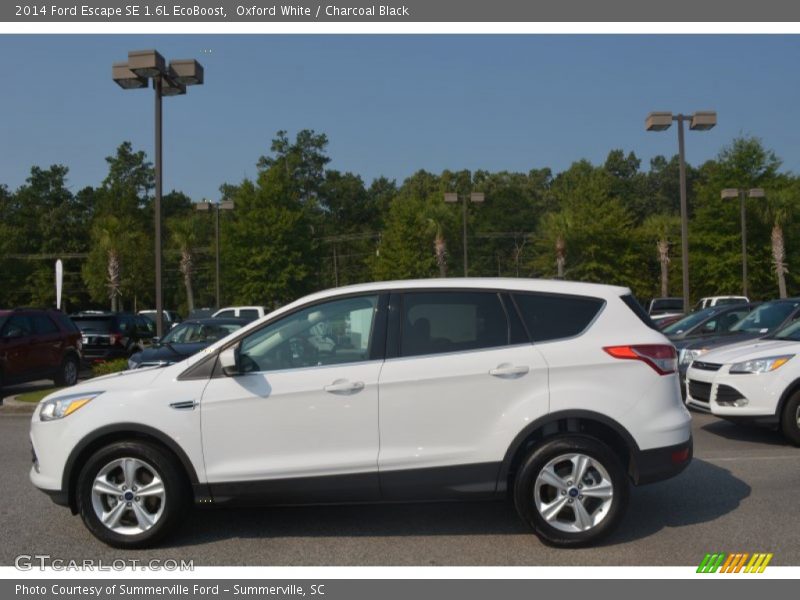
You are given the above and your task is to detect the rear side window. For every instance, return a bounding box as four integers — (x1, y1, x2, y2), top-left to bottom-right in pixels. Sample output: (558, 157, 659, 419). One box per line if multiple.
(513, 293, 605, 342)
(239, 309, 260, 320)
(55, 313, 80, 333)
(31, 314, 59, 335)
(400, 291, 508, 358)
(620, 294, 659, 331)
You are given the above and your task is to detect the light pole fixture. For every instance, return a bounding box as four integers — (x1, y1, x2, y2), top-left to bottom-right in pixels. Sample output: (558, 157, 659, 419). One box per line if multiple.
(113, 49, 204, 337)
(646, 110, 717, 313)
(196, 199, 234, 310)
(444, 191, 484, 277)
(721, 187, 765, 297)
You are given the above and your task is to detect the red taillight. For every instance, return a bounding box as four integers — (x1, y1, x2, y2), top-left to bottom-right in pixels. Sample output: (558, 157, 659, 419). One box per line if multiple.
(603, 344, 677, 375)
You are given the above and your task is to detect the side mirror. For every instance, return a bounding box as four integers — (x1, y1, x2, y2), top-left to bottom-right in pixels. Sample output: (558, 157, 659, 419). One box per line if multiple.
(151, 336, 160, 345)
(219, 346, 239, 376)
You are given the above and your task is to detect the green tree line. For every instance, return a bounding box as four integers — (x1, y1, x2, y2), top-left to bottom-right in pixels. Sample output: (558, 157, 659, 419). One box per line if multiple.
(1, 131, 798, 313)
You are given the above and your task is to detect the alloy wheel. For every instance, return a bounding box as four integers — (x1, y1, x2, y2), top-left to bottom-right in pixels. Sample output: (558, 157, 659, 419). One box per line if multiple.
(533, 452, 614, 533)
(90, 457, 166, 535)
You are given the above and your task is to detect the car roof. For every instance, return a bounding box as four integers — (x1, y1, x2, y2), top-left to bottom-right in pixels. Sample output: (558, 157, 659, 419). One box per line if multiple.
(290, 278, 630, 306)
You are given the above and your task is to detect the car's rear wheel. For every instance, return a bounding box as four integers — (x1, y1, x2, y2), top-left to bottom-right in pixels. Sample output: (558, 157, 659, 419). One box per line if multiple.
(513, 435, 629, 547)
(54, 355, 79, 387)
(780, 391, 800, 446)
(76, 441, 188, 548)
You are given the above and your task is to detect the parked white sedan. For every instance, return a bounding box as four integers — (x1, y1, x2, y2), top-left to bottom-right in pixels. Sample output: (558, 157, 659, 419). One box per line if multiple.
(685, 322, 800, 445)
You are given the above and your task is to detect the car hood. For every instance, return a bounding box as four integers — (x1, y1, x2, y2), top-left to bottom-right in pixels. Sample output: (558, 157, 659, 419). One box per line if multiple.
(41, 365, 167, 404)
(702, 338, 800, 364)
(680, 331, 763, 351)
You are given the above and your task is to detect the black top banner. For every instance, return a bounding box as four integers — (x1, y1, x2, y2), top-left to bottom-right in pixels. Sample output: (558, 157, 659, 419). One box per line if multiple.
(4, 0, 800, 22)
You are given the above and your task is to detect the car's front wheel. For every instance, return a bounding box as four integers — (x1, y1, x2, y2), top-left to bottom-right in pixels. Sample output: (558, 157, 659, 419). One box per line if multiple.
(76, 441, 188, 548)
(54, 355, 79, 387)
(513, 435, 629, 547)
(780, 391, 800, 446)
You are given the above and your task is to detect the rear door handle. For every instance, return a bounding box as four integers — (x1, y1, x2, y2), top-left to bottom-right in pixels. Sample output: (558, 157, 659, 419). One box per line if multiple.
(324, 379, 365, 394)
(489, 364, 530, 378)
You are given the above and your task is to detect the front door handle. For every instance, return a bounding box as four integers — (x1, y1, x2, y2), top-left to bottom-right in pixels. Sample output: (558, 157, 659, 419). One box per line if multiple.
(489, 364, 530, 378)
(324, 379, 365, 394)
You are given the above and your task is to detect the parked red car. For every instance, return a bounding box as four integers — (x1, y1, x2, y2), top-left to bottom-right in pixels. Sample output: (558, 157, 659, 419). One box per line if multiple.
(0, 308, 82, 394)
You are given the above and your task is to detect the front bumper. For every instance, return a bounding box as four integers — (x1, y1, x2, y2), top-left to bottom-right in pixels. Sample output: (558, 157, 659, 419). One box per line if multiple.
(631, 437, 693, 485)
(686, 363, 784, 422)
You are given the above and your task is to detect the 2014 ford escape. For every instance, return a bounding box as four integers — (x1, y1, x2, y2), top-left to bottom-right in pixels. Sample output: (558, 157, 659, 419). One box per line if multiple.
(30, 279, 692, 548)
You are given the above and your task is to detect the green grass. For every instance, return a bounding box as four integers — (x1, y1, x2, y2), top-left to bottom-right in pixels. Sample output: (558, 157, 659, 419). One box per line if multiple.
(15, 387, 65, 403)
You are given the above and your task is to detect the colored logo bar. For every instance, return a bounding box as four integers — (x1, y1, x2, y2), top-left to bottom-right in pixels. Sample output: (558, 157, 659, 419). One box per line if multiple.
(697, 552, 773, 573)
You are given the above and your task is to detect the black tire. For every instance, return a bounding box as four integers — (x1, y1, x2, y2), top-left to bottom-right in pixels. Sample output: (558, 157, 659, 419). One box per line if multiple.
(513, 435, 629, 547)
(76, 441, 189, 549)
(780, 391, 800, 446)
(54, 354, 80, 387)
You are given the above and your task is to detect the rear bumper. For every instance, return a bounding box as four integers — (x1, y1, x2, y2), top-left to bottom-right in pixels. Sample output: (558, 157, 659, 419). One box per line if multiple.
(631, 436, 693, 485)
(81, 347, 128, 364)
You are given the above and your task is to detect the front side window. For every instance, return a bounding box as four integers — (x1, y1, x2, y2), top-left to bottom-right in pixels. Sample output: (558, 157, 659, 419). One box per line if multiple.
(399, 291, 508, 358)
(238, 295, 379, 373)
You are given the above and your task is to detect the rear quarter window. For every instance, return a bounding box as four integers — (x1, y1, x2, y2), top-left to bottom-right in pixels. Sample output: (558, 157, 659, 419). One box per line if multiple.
(513, 292, 605, 342)
(620, 294, 659, 331)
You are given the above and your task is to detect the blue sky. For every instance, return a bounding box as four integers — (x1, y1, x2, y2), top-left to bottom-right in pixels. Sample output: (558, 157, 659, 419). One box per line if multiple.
(1, 35, 799, 200)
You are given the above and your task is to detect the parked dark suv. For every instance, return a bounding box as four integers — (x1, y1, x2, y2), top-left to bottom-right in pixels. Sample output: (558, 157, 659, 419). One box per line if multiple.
(70, 312, 152, 365)
(0, 308, 82, 393)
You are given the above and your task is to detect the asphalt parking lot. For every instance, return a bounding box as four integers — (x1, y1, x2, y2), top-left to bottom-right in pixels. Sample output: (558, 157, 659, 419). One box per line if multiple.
(1, 403, 798, 566)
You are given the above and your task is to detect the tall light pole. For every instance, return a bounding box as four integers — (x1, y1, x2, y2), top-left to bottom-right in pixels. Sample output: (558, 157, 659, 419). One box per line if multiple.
(444, 192, 484, 277)
(113, 50, 204, 337)
(721, 188, 765, 297)
(646, 111, 716, 312)
(196, 199, 234, 310)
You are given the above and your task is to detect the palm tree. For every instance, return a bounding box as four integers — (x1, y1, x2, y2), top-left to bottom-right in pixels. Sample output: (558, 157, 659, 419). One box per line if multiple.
(641, 214, 680, 298)
(168, 215, 199, 312)
(538, 212, 571, 279)
(91, 215, 125, 311)
(759, 190, 794, 298)
(427, 218, 447, 277)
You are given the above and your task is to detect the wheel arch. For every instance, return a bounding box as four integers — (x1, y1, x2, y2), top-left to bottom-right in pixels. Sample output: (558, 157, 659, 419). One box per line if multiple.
(498, 410, 640, 493)
(776, 379, 800, 424)
(63, 423, 200, 514)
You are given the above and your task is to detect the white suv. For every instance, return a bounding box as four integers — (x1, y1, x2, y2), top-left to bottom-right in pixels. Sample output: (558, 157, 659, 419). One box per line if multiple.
(30, 279, 692, 548)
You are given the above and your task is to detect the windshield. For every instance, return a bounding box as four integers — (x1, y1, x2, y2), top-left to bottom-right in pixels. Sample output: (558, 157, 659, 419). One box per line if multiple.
(731, 302, 798, 334)
(651, 298, 683, 311)
(769, 320, 800, 341)
(161, 321, 243, 344)
(663, 307, 717, 335)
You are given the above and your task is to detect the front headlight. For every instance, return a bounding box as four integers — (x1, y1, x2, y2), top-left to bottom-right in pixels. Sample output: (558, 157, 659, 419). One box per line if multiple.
(729, 355, 794, 374)
(680, 348, 708, 366)
(39, 392, 102, 421)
